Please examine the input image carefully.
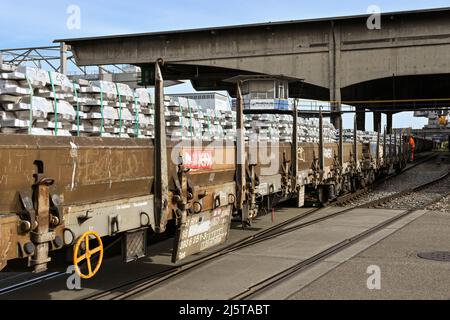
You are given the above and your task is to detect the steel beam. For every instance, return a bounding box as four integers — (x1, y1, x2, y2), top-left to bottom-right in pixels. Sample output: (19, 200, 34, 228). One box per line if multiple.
(60, 43, 68, 75)
(353, 115, 358, 164)
(394, 129, 398, 160)
(329, 21, 342, 130)
(236, 81, 247, 223)
(383, 126, 387, 165)
(386, 112, 393, 135)
(291, 100, 299, 180)
(338, 115, 343, 167)
(319, 109, 324, 172)
(376, 122, 381, 166)
(154, 60, 169, 233)
(373, 112, 382, 132)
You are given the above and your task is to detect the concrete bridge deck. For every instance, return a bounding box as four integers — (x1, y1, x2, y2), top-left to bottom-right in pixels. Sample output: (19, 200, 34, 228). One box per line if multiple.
(57, 7, 450, 129)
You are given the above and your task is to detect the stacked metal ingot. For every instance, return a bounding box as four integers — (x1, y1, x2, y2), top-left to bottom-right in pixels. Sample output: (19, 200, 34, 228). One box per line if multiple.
(113, 82, 136, 138)
(277, 115, 293, 143)
(221, 110, 237, 141)
(165, 97, 189, 141)
(0, 64, 157, 139)
(297, 118, 337, 143)
(78, 80, 135, 138)
(1, 64, 346, 143)
(0, 63, 33, 133)
(71, 81, 154, 138)
(243, 114, 337, 144)
(131, 88, 154, 139)
(41, 70, 76, 137)
(71, 80, 115, 137)
(201, 109, 225, 141)
(183, 99, 203, 141)
(342, 130, 381, 144)
(166, 97, 203, 142)
(244, 114, 280, 142)
(0, 65, 76, 136)
(163, 97, 236, 143)
(67, 79, 89, 136)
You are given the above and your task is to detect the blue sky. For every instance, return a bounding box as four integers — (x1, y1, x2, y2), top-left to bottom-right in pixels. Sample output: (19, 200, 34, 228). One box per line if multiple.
(2, 0, 447, 128)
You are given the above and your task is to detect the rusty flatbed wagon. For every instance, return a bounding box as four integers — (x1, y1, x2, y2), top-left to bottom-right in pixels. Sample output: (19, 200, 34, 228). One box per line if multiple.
(0, 62, 431, 279)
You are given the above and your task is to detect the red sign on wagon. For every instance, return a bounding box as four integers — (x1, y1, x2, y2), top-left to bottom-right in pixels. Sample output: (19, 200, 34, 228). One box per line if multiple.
(183, 150, 214, 170)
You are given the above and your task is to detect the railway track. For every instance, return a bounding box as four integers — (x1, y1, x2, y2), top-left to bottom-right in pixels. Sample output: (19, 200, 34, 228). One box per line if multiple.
(0, 272, 62, 296)
(83, 154, 446, 300)
(333, 152, 438, 207)
(365, 170, 450, 209)
(82, 207, 324, 300)
(231, 170, 450, 300)
(0, 152, 441, 299)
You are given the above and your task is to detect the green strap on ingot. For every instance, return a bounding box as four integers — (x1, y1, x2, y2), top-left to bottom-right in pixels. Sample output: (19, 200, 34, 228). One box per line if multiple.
(25, 76, 33, 135)
(115, 83, 123, 136)
(207, 115, 212, 136)
(134, 96, 139, 138)
(179, 101, 184, 130)
(73, 82, 80, 137)
(187, 99, 194, 139)
(100, 83, 105, 136)
(48, 71, 58, 136)
(215, 110, 223, 139)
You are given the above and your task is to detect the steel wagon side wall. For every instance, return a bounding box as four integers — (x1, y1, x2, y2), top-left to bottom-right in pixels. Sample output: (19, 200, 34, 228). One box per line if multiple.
(0, 135, 154, 213)
(0, 136, 370, 214)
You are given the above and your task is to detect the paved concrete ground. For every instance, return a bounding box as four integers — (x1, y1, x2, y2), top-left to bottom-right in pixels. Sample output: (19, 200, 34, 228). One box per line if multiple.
(0, 206, 312, 300)
(286, 211, 450, 300)
(132, 208, 410, 300)
(2, 200, 447, 300)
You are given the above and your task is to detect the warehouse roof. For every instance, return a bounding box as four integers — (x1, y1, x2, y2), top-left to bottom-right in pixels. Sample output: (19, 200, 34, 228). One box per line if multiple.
(55, 7, 450, 44)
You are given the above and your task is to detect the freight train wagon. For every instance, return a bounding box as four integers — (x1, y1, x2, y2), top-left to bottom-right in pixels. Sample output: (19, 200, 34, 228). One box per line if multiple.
(0, 130, 431, 278)
(0, 69, 433, 279)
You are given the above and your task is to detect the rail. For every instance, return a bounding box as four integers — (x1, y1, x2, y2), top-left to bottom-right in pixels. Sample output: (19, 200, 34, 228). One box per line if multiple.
(231, 168, 450, 300)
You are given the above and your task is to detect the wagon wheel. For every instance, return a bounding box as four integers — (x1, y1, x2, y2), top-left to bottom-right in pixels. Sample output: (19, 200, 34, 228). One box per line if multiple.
(73, 231, 104, 280)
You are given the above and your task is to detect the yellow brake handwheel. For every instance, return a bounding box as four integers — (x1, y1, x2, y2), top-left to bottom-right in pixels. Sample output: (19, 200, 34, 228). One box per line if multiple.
(73, 231, 104, 280)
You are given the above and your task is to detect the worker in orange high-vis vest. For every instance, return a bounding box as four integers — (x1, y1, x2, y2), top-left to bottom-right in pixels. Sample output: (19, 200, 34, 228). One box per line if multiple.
(409, 136, 416, 162)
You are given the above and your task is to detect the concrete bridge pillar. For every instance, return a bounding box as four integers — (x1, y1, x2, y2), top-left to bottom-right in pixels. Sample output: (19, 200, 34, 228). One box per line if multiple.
(356, 110, 366, 131)
(373, 112, 382, 132)
(329, 21, 342, 131)
(386, 112, 393, 134)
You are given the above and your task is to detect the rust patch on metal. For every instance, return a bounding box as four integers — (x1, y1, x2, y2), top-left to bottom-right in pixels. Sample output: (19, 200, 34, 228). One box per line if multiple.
(0, 215, 18, 271)
(0, 135, 154, 212)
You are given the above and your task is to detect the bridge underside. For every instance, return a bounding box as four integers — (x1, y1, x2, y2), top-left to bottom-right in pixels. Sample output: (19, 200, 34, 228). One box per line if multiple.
(159, 63, 450, 133)
(158, 62, 450, 110)
(156, 63, 329, 100)
(345, 73, 450, 132)
(59, 7, 450, 131)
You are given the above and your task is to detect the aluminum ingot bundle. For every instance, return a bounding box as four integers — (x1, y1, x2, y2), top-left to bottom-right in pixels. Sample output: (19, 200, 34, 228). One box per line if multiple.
(1, 64, 345, 143)
(0, 66, 75, 136)
(166, 97, 203, 141)
(342, 130, 381, 144)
